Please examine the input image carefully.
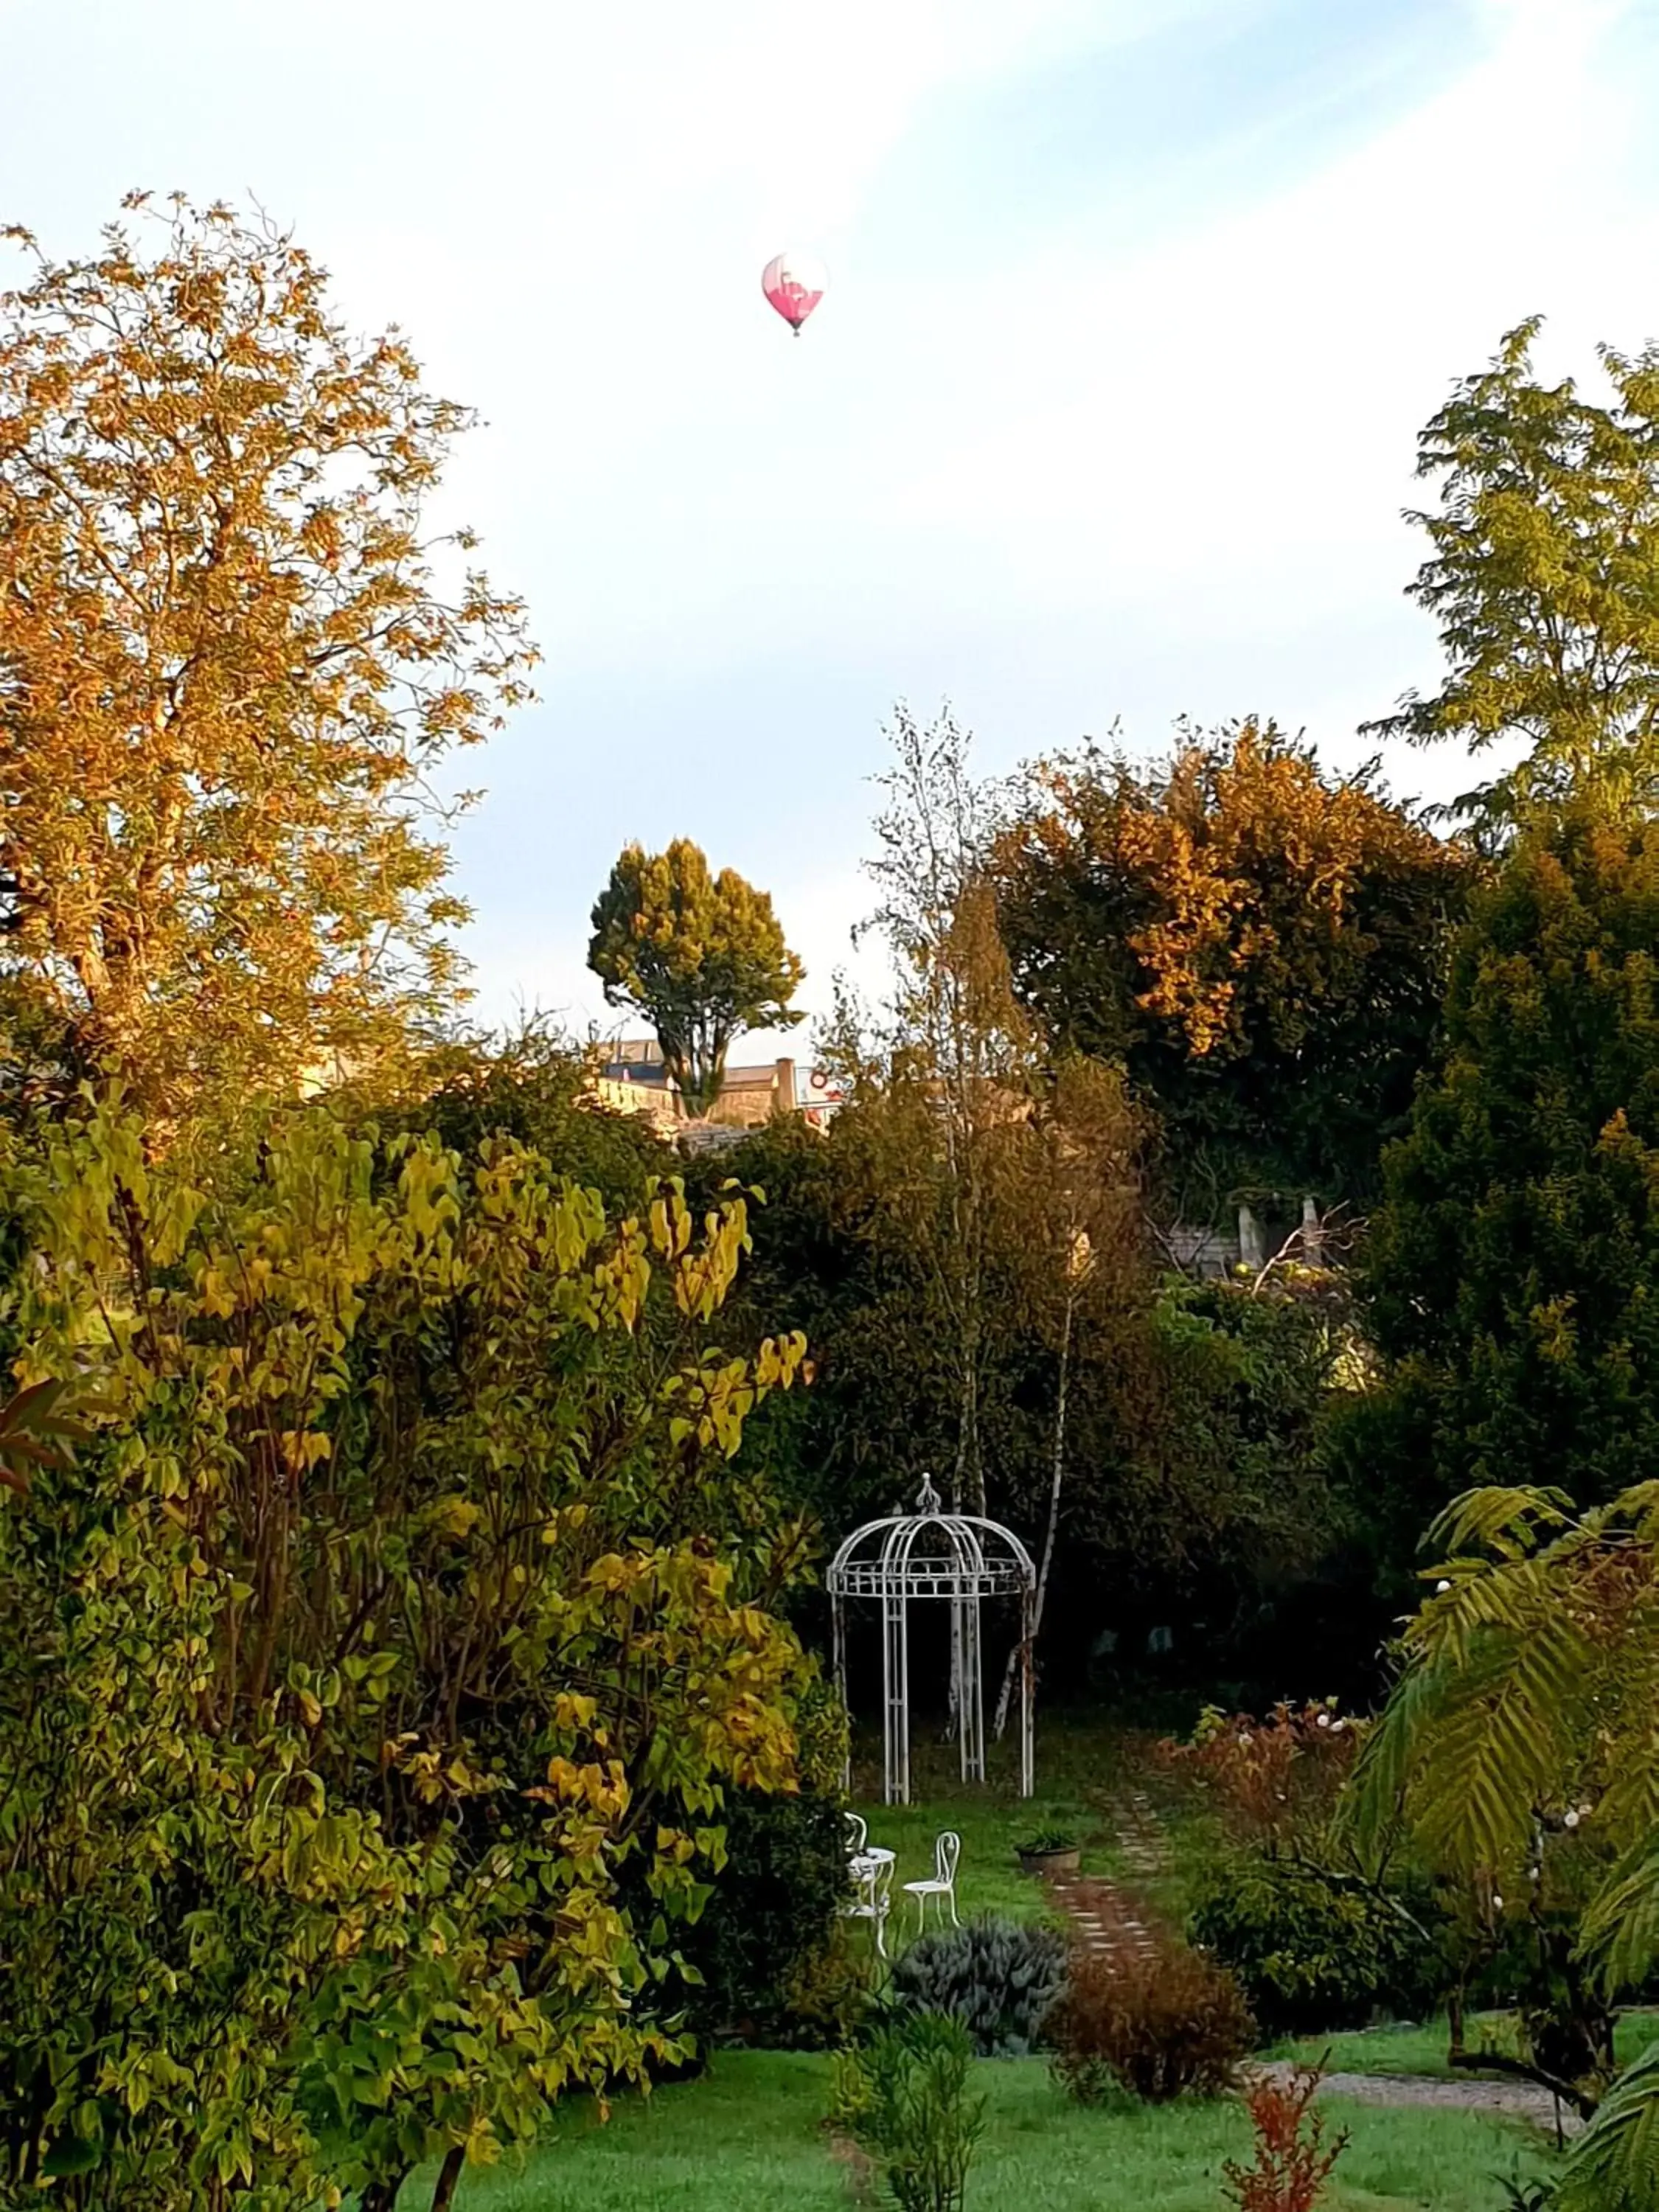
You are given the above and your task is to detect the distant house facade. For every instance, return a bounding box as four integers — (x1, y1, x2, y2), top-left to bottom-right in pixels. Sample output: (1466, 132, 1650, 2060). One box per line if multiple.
(586, 1039, 844, 1153)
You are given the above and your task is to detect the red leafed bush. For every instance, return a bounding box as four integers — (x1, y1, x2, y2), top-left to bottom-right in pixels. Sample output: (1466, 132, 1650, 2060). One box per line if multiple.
(1222, 2065, 1349, 2212)
(1048, 1939, 1255, 2104)
(1158, 1701, 1361, 1847)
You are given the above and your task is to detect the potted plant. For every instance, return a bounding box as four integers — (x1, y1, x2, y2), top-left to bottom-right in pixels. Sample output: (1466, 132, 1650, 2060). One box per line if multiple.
(1015, 1827, 1080, 1877)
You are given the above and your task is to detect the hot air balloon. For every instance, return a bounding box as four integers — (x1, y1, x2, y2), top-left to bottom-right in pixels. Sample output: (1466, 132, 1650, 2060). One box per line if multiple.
(762, 251, 827, 336)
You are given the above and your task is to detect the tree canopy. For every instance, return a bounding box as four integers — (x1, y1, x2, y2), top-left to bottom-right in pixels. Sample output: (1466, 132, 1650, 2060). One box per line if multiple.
(0, 195, 535, 1136)
(588, 839, 802, 1117)
(1366, 316, 1659, 827)
(0, 1100, 814, 2208)
(992, 720, 1471, 1214)
(392, 1018, 674, 1210)
(1351, 809, 1659, 1576)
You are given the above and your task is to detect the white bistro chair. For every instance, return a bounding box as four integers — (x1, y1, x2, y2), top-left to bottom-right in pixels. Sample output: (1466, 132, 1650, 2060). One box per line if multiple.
(902, 1831, 961, 1935)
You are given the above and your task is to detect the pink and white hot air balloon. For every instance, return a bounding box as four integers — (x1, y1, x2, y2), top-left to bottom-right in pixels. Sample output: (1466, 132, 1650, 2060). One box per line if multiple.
(762, 251, 827, 337)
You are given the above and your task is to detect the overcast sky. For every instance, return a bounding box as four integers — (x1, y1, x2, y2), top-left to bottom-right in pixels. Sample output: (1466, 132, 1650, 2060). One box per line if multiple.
(5, 0, 1658, 1060)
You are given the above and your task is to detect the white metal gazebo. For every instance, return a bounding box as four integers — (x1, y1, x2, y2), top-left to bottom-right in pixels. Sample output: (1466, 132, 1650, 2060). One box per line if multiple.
(827, 1476, 1037, 1805)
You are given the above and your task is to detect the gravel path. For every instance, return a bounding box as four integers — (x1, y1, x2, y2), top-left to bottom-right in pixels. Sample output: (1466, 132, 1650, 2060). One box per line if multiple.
(1251, 2062, 1583, 2136)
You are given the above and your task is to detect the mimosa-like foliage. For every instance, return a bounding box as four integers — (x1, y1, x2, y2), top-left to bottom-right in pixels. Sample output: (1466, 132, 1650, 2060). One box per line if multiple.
(1368, 317, 1659, 827)
(1352, 1479, 1659, 2208)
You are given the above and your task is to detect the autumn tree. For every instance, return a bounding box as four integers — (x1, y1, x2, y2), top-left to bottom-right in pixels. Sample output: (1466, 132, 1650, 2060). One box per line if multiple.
(992, 720, 1470, 1216)
(1366, 317, 1659, 827)
(1349, 808, 1659, 1581)
(0, 194, 535, 1136)
(706, 714, 1357, 1694)
(587, 838, 803, 1116)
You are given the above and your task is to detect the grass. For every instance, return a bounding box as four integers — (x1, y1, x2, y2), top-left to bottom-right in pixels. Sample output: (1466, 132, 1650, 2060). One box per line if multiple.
(399, 2050, 1557, 2211)
(386, 1720, 1585, 2208)
(1278, 2008, 1659, 2079)
(847, 1711, 1142, 1930)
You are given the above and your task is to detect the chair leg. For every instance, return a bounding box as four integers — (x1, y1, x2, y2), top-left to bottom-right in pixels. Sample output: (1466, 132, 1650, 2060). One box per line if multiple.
(948, 1887, 959, 1927)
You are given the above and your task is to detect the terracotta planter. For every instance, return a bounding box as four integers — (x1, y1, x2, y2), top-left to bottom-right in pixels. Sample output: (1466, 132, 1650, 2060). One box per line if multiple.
(1017, 1845, 1080, 1878)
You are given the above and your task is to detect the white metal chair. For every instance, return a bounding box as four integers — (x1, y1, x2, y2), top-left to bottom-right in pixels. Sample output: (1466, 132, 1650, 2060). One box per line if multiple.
(844, 1849, 893, 1959)
(902, 1831, 961, 1934)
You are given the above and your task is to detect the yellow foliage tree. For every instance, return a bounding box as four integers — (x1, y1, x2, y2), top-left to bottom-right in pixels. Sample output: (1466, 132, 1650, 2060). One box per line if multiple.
(0, 194, 536, 1135)
(0, 1102, 814, 2209)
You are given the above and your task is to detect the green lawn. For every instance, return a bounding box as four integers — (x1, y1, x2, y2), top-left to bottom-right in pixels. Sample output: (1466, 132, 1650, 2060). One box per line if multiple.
(400, 2051, 1556, 2211)
(1279, 2009, 1659, 2079)
(389, 1722, 1582, 2209)
(846, 1711, 1142, 1931)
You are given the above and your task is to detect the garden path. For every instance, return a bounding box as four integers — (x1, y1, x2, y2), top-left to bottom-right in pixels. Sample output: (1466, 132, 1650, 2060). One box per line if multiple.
(1253, 2062, 1583, 2137)
(1044, 1784, 1171, 1963)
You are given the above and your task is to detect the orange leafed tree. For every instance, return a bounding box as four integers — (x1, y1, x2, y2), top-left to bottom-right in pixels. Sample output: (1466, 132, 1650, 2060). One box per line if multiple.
(994, 720, 1471, 1208)
(0, 193, 537, 1133)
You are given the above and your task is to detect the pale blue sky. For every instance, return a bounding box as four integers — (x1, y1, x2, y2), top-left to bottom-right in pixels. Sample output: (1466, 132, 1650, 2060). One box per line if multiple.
(4, 0, 1658, 1056)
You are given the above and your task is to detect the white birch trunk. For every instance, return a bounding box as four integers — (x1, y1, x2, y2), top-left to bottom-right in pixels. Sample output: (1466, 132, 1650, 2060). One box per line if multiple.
(994, 1283, 1074, 1739)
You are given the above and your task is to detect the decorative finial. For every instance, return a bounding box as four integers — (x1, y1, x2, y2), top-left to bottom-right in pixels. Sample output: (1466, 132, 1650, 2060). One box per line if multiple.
(915, 1473, 942, 1514)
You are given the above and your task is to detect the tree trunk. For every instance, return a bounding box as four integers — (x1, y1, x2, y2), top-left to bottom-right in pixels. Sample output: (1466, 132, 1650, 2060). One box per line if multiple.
(994, 1285, 1074, 1739)
(430, 2146, 467, 2212)
(946, 1144, 984, 1744)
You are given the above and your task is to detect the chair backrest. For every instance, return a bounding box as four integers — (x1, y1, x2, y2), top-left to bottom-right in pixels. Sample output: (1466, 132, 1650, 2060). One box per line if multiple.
(935, 1831, 961, 1885)
(845, 1811, 868, 1854)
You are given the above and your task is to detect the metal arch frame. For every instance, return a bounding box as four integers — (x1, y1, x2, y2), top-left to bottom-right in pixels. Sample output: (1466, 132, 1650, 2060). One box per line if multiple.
(827, 1475, 1037, 1806)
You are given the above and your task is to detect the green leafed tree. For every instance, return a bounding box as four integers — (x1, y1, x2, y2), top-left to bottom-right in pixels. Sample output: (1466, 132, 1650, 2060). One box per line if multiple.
(1349, 1480, 1659, 2197)
(0, 1099, 815, 2211)
(588, 838, 803, 1116)
(1348, 807, 1659, 1587)
(1365, 316, 1659, 827)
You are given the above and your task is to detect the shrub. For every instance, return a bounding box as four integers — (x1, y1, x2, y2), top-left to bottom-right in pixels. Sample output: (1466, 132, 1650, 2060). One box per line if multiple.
(1048, 1939, 1253, 2104)
(1189, 1851, 1448, 2037)
(0, 1105, 816, 2208)
(677, 1680, 860, 2049)
(889, 1916, 1068, 2057)
(831, 2011, 986, 2212)
(1222, 2064, 1349, 2212)
(1159, 1703, 1362, 1849)
(779, 1921, 875, 2053)
(1015, 1828, 1077, 1856)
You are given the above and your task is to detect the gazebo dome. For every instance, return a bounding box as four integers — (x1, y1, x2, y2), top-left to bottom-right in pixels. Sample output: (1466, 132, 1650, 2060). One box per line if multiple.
(827, 1476, 1036, 1804)
(828, 1476, 1035, 1600)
